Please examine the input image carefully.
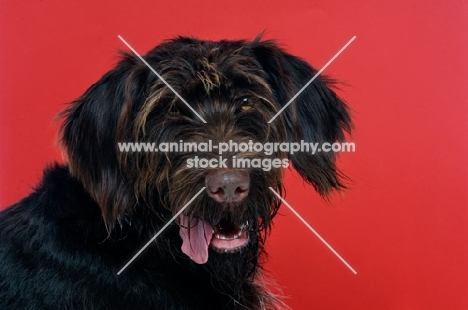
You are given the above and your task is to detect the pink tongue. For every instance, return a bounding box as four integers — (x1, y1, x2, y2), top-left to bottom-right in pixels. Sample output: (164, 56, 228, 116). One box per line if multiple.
(179, 215, 214, 264)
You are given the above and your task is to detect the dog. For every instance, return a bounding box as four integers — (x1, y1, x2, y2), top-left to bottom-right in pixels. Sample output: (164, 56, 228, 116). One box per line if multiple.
(0, 36, 352, 309)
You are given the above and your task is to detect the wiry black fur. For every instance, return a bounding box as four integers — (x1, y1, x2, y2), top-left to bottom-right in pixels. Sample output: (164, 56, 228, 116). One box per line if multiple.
(0, 165, 264, 309)
(0, 36, 352, 309)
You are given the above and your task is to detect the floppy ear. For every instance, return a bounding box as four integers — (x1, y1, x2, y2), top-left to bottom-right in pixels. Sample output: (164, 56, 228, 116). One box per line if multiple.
(251, 40, 352, 195)
(59, 54, 153, 229)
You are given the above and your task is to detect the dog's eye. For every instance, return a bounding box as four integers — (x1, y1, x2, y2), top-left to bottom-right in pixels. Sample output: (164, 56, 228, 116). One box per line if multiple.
(169, 100, 195, 118)
(169, 104, 180, 116)
(239, 98, 252, 112)
(169, 99, 191, 117)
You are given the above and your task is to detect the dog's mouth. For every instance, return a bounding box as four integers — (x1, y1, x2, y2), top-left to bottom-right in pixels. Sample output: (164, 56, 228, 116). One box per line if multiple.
(179, 214, 250, 264)
(212, 218, 249, 252)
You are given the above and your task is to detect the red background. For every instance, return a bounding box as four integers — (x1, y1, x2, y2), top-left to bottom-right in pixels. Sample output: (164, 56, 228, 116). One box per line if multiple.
(1, 1, 467, 309)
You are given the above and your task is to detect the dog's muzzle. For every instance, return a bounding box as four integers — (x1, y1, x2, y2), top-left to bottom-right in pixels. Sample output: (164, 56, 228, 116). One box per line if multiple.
(179, 170, 251, 264)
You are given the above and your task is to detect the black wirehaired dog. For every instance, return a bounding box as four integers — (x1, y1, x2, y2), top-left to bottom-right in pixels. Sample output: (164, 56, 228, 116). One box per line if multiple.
(0, 36, 351, 309)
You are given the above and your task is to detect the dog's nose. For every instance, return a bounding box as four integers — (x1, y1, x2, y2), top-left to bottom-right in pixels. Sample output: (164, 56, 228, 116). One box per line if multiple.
(205, 170, 250, 203)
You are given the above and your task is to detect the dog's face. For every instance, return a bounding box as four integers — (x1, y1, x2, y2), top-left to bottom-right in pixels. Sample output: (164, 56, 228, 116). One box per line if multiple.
(60, 37, 351, 278)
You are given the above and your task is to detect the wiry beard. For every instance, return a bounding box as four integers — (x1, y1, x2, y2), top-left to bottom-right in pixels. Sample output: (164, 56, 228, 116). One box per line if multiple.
(202, 239, 259, 307)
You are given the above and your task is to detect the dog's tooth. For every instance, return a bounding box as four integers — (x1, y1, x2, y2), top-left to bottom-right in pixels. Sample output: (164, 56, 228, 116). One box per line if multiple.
(216, 234, 227, 240)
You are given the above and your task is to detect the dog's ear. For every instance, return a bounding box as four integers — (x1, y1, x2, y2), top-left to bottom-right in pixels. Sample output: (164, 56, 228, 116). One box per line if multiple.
(251, 40, 352, 195)
(59, 54, 151, 229)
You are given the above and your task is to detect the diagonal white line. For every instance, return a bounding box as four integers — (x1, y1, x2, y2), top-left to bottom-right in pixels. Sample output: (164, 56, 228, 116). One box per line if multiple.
(117, 187, 206, 275)
(268, 187, 357, 274)
(268, 36, 356, 123)
(117, 35, 207, 124)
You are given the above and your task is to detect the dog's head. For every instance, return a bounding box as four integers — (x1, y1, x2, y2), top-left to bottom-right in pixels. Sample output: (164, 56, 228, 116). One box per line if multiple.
(60, 36, 351, 275)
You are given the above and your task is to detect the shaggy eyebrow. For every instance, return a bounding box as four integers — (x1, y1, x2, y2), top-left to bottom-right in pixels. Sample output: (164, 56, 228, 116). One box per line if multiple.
(118, 35, 208, 124)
